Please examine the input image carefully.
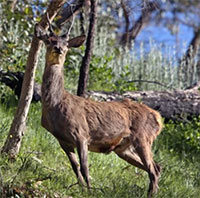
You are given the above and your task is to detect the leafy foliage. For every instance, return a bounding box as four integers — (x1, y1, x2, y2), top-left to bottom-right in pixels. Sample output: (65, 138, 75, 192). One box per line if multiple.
(0, 1, 33, 70)
(88, 54, 137, 93)
(159, 118, 200, 154)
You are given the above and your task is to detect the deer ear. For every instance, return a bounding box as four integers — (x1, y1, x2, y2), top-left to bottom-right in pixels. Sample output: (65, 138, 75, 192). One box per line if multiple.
(34, 23, 48, 41)
(68, 35, 86, 48)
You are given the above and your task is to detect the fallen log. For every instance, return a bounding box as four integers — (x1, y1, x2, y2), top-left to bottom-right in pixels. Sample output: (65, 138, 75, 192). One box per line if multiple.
(1, 69, 200, 121)
(0, 68, 41, 102)
(87, 82, 200, 121)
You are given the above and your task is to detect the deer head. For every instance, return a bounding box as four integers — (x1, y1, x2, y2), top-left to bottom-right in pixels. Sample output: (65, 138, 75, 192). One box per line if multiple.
(34, 19, 86, 66)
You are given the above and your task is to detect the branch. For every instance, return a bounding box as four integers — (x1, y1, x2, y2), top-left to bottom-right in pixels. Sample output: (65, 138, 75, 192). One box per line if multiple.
(120, 1, 158, 47)
(9, 0, 17, 12)
(87, 86, 200, 122)
(120, 0, 130, 46)
(79, 11, 86, 35)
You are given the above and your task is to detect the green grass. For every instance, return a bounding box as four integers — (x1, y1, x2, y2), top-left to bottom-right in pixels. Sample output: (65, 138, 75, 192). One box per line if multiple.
(0, 103, 200, 198)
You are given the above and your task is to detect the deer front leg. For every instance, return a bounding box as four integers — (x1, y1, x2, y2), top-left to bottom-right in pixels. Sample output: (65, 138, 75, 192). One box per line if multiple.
(77, 138, 91, 188)
(59, 141, 85, 185)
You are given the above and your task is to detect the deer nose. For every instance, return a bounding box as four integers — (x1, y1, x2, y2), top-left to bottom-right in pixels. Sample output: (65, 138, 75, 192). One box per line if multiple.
(54, 46, 63, 54)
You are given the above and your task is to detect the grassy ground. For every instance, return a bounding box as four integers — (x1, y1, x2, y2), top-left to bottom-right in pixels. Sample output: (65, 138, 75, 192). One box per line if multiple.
(0, 103, 200, 198)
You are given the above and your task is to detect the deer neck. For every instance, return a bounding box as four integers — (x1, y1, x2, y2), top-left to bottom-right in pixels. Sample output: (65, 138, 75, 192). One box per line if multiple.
(41, 63, 65, 107)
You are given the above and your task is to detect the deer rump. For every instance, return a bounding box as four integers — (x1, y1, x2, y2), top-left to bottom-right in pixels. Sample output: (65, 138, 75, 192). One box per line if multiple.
(42, 96, 162, 154)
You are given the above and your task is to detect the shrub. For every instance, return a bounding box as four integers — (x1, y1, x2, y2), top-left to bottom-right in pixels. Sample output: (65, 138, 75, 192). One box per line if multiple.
(158, 117, 200, 155)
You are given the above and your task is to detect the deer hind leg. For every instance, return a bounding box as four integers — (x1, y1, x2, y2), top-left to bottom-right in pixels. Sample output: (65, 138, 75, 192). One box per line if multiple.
(59, 141, 85, 185)
(153, 161, 162, 178)
(77, 139, 91, 188)
(132, 137, 159, 198)
(114, 146, 147, 171)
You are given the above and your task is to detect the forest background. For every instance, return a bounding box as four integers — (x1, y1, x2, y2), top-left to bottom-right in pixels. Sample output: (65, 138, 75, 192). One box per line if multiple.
(0, 0, 200, 197)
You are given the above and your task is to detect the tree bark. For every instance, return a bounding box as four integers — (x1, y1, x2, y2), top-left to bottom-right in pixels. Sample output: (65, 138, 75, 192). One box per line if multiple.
(77, 0, 97, 97)
(1, 0, 68, 159)
(87, 82, 200, 122)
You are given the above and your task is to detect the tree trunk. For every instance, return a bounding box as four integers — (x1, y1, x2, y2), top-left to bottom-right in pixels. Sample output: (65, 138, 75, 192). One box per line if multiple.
(77, 0, 97, 97)
(183, 28, 200, 63)
(120, 0, 130, 47)
(87, 82, 200, 122)
(1, 0, 68, 159)
(2, 77, 200, 121)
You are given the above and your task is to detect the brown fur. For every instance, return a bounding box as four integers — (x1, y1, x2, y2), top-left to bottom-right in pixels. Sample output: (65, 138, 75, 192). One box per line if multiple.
(35, 24, 163, 198)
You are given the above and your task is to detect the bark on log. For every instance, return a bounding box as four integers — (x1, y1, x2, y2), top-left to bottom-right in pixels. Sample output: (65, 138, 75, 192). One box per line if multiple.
(86, 82, 200, 121)
(2, 76, 200, 122)
(0, 69, 41, 102)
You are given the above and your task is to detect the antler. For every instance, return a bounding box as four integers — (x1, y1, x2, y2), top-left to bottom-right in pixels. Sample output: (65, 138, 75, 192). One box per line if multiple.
(66, 11, 75, 39)
(61, 3, 76, 40)
(34, 23, 48, 41)
(46, 12, 55, 36)
(46, 12, 71, 40)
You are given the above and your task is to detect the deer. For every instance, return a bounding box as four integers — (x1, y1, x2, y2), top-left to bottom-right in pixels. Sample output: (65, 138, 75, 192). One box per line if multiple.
(34, 18, 163, 198)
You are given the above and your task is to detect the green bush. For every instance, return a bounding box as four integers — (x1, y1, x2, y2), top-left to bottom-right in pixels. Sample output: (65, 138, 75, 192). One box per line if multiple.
(158, 117, 200, 155)
(88, 55, 137, 93)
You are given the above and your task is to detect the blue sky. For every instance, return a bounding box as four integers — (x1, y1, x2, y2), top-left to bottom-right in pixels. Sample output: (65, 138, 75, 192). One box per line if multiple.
(126, 1, 198, 59)
(135, 22, 194, 57)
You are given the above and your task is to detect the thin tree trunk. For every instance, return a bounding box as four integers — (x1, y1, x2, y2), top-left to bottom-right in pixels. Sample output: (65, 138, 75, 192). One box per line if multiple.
(77, 0, 97, 97)
(120, 0, 130, 47)
(178, 28, 200, 86)
(184, 28, 200, 62)
(1, 0, 68, 159)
